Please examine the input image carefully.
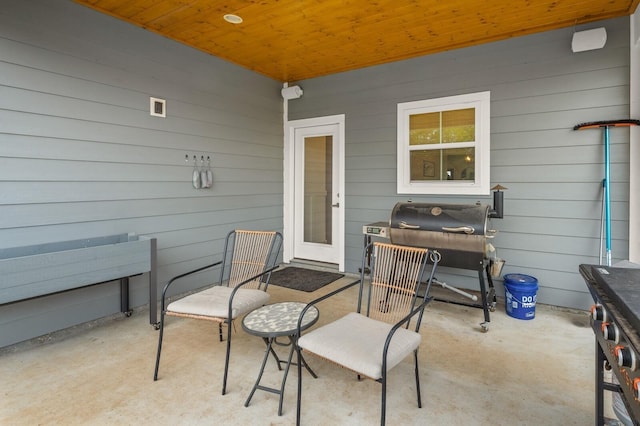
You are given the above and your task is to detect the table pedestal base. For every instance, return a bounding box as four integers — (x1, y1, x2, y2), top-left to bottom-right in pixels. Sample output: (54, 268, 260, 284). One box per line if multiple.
(245, 336, 317, 416)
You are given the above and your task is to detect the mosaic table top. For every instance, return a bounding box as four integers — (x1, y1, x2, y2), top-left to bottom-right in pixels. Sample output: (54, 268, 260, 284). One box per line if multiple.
(242, 301, 319, 337)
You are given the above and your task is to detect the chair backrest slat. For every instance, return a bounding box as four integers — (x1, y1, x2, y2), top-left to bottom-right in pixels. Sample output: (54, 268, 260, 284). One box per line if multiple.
(366, 242, 431, 324)
(227, 230, 279, 289)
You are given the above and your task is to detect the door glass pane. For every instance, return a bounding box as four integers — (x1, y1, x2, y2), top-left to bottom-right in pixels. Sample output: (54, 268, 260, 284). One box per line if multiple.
(304, 136, 333, 244)
(410, 147, 475, 181)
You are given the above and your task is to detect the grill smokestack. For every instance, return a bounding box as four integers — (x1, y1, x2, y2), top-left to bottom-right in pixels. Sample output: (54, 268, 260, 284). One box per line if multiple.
(489, 184, 507, 219)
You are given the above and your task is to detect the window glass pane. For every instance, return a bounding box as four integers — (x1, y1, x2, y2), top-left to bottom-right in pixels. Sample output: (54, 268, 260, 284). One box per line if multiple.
(442, 108, 475, 143)
(410, 147, 475, 181)
(444, 147, 475, 180)
(409, 112, 440, 145)
(410, 108, 475, 146)
(410, 149, 440, 181)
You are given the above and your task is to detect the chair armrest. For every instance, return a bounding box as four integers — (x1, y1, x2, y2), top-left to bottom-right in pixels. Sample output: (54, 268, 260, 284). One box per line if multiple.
(296, 277, 361, 337)
(381, 295, 433, 373)
(226, 264, 281, 320)
(393, 295, 433, 335)
(161, 260, 223, 311)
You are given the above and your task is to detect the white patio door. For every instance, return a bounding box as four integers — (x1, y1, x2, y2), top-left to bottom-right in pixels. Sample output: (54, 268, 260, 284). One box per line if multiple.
(284, 115, 345, 270)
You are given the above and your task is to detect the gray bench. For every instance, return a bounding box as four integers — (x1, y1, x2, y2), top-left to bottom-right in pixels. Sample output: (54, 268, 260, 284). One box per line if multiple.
(0, 233, 158, 326)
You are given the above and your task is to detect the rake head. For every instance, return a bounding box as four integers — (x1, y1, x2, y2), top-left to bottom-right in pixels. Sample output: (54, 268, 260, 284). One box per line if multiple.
(574, 119, 640, 130)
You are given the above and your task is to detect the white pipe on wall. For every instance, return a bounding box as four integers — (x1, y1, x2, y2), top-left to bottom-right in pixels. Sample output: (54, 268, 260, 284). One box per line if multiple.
(282, 82, 293, 264)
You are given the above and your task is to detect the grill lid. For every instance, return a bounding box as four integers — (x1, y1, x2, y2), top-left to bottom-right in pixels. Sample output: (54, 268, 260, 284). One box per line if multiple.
(390, 202, 489, 235)
(388, 202, 490, 269)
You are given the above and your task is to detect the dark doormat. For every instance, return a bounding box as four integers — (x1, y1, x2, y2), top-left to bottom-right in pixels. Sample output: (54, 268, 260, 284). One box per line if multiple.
(269, 267, 344, 292)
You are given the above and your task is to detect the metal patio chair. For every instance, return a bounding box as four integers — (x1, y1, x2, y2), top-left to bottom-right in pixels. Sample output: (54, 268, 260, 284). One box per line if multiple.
(153, 229, 283, 395)
(295, 242, 440, 425)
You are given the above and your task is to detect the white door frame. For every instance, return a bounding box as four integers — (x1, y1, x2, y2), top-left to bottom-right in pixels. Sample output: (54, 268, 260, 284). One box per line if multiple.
(284, 114, 345, 271)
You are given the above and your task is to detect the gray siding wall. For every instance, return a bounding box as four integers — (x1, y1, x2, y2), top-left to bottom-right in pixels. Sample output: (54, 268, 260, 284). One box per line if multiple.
(289, 17, 631, 311)
(0, 0, 283, 347)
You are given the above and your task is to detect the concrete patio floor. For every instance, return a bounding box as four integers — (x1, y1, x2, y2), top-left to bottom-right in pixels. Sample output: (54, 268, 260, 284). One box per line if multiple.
(0, 275, 606, 425)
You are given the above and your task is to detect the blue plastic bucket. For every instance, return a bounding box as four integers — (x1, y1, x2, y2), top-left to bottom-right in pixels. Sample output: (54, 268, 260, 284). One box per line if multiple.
(504, 274, 538, 320)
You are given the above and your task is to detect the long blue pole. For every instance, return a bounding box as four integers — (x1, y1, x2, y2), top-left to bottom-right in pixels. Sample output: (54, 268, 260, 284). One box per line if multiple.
(603, 126, 612, 266)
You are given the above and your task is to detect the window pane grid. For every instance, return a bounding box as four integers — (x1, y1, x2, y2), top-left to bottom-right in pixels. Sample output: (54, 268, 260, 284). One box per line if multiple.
(397, 91, 490, 195)
(408, 141, 476, 151)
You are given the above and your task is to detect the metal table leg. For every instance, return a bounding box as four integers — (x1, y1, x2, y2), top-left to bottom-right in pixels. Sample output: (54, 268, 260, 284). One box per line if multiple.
(245, 337, 278, 410)
(245, 335, 317, 416)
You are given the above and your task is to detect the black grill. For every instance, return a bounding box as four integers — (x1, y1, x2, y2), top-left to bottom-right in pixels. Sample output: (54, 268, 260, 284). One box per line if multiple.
(389, 202, 490, 270)
(580, 264, 640, 425)
(363, 201, 498, 331)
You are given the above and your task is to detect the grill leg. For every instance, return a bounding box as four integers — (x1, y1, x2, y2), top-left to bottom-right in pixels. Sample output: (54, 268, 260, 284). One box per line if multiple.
(484, 262, 497, 309)
(360, 234, 373, 275)
(595, 338, 606, 426)
(478, 268, 490, 331)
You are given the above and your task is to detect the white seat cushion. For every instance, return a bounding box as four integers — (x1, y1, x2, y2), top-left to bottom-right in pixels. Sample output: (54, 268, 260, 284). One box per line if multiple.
(297, 312, 421, 380)
(167, 286, 270, 319)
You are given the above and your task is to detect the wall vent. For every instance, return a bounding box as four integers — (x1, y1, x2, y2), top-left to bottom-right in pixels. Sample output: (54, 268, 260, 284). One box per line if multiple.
(150, 97, 166, 117)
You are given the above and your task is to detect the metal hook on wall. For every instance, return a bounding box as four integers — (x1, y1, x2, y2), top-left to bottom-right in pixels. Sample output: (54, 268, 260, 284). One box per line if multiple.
(192, 155, 201, 189)
(185, 153, 213, 189)
(199, 156, 208, 189)
(205, 156, 213, 188)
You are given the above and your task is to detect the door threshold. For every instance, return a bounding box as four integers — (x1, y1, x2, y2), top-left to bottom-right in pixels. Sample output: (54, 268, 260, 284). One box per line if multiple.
(287, 259, 339, 272)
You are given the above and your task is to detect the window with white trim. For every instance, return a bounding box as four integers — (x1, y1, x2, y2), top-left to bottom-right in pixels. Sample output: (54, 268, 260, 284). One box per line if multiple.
(397, 91, 490, 195)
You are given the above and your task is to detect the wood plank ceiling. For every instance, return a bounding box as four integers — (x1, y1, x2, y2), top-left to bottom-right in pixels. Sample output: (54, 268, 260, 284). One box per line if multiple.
(75, 0, 640, 82)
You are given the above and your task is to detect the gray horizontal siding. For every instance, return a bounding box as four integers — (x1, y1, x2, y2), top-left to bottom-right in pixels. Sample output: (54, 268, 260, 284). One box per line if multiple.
(0, 0, 283, 347)
(290, 17, 631, 311)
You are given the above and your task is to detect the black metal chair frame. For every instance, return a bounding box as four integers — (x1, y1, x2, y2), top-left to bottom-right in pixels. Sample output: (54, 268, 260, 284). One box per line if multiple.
(295, 242, 440, 425)
(153, 229, 283, 395)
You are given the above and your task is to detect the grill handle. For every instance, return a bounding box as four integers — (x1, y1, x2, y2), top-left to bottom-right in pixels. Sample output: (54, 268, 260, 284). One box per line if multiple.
(441, 226, 475, 234)
(398, 221, 421, 229)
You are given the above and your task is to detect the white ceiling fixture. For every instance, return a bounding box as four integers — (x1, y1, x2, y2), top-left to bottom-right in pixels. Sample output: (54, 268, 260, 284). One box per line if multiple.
(223, 14, 243, 24)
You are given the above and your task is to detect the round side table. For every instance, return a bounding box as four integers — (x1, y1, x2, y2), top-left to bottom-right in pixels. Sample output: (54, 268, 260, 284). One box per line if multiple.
(242, 301, 319, 416)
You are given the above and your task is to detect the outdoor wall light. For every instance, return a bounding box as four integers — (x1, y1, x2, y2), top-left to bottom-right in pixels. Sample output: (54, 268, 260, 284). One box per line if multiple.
(571, 27, 607, 53)
(281, 85, 303, 100)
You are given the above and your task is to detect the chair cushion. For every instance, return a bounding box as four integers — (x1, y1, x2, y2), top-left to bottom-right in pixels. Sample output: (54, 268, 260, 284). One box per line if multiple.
(167, 286, 270, 319)
(297, 312, 421, 380)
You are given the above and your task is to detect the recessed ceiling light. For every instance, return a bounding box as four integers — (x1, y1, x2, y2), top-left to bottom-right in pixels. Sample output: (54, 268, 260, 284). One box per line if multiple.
(223, 14, 243, 24)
